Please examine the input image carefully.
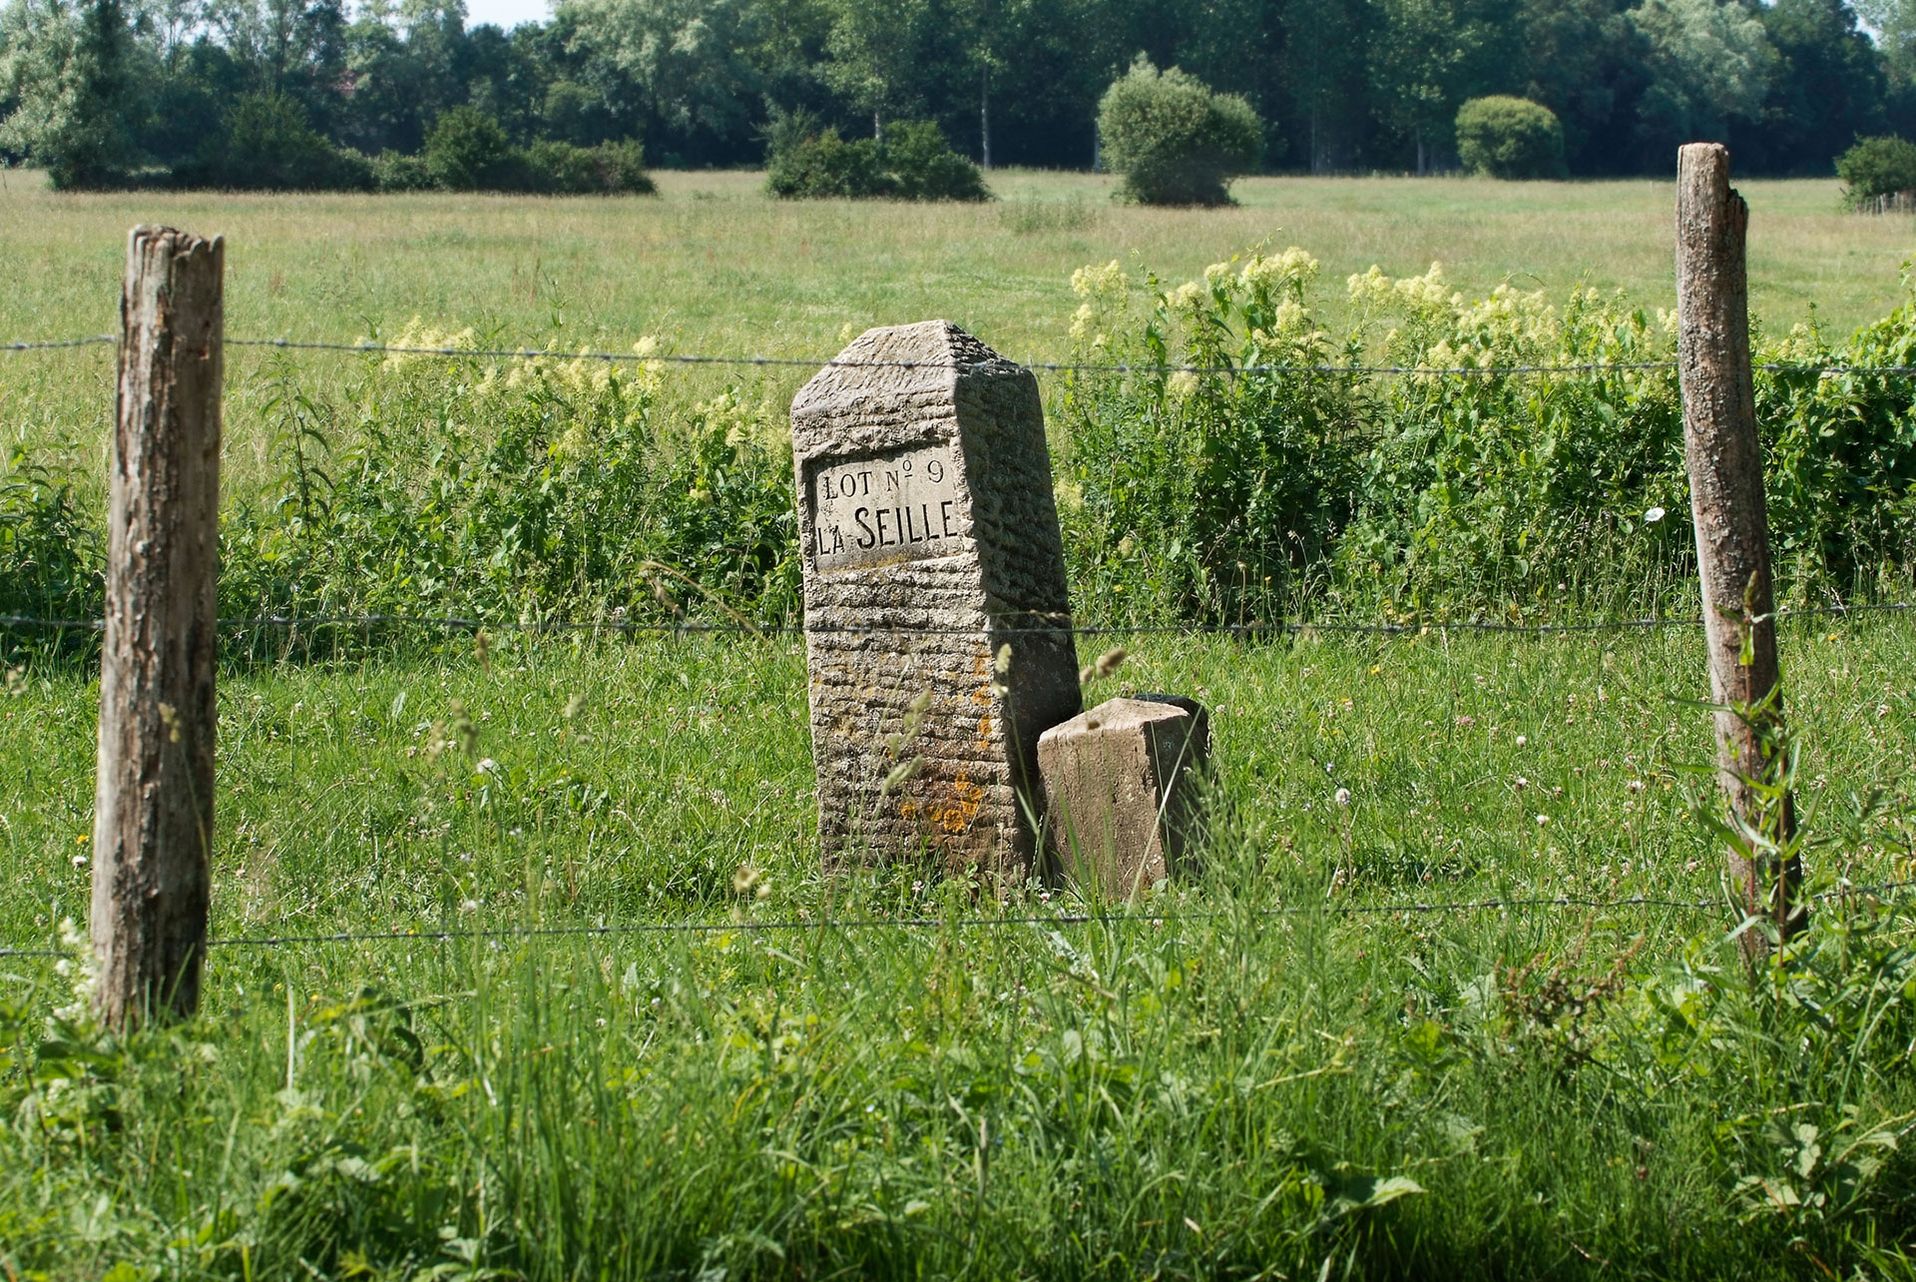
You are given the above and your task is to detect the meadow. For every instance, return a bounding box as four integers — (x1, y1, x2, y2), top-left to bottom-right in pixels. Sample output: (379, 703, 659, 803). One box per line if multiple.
(4, 167, 1913, 487)
(3, 171, 1916, 1278)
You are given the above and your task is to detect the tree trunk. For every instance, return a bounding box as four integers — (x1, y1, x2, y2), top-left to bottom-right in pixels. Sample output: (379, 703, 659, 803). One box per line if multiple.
(981, 64, 992, 169)
(92, 225, 223, 1030)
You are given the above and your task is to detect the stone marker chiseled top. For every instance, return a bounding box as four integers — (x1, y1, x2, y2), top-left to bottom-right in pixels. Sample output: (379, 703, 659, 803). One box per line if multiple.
(792, 321, 1080, 878)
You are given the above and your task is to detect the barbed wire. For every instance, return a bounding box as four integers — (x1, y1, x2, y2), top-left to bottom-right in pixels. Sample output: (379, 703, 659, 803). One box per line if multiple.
(3, 601, 1912, 641)
(220, 337, 1916, 379)
(2, 336, 116, 353)
(3, 877, 1910, 962)
(9, 331, 1916, 379)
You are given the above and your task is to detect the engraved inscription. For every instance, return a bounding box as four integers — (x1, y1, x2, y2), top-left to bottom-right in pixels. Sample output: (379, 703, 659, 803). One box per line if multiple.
(808, 441, 966, 572)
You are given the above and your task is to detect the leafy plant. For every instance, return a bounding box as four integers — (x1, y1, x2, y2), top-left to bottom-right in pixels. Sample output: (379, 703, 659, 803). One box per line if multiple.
(1058, 247, 1916, 625)
(1096, 57, 1262, 207)
(1455, 96, 1567, 180)
(766, 112, 988, 202)
(0, 449, 98, 656)
(181, 92, 374, 192)
(423, 106, 519, 192)
(1836, 135, 1916, 208)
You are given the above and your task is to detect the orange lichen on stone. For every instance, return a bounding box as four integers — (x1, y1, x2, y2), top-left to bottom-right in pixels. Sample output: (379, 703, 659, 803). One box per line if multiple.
(929, 770, 986, 834)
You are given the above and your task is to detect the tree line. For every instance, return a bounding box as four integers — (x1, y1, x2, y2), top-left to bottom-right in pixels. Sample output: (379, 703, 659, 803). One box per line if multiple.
(3, 0, 1916, 189)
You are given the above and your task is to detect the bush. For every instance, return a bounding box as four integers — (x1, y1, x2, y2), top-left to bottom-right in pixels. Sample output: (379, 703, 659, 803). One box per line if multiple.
(1096, 57, 1261, 206)
(372, 149, 435, 192)
(879, 121, 990, 201)
(211, 327, 800, 633)
(181, 92, 373, 191)
(519, 139, 600, 194)
(1057, 249, 1916, 625)
(766, 112, 988, 201)
(1836, 135, 1916, 208)
(0, 450, 98, 653)
(588, 139, 655, 194)
(514, 140, 655, 195)
(768, 127, 887, 198)
(423, 106, 519, 191)
(1455, 96, 1567, 180)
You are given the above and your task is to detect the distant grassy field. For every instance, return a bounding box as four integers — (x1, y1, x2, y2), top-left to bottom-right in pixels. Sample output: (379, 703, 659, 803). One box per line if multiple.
(3, 168, 1910, 360)
(5, 166, 1911, 486)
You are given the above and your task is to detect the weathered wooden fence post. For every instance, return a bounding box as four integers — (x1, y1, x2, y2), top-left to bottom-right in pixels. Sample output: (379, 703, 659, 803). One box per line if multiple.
(92, 226, 223, 1028)
(1674, 144, 1805, 958)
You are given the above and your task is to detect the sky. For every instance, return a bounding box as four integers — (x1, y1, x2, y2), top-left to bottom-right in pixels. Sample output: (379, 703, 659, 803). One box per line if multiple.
(464, 0, 551, 30)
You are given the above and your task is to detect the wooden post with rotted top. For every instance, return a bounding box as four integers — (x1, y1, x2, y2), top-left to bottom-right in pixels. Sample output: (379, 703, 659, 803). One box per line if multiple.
(1674, 144, 1805, 960)
(91, 226, 224, 1029)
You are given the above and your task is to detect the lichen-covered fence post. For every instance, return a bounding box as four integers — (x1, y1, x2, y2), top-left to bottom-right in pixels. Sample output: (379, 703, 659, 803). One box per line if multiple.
(791, 321, 1080, 880)
(1674, 143, 1805, 958)
(92, 226, 224, 1029)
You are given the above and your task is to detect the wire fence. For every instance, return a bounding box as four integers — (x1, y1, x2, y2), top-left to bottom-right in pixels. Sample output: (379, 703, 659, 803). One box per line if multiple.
(7, 327, 1916, 647)
(9, 329, 1916, 379)
(5, 877, 1912, 962)
(3, 601, 1914, 641)
(6, 326, 1915, 999)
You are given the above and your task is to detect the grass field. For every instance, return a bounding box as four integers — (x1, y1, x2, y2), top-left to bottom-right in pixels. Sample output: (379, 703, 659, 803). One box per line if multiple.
(5, 168, 1911, 357)
(4, 620, 1916, 1278)
(4, 168, 1914, 484)
(5, 172, 1916, 1278)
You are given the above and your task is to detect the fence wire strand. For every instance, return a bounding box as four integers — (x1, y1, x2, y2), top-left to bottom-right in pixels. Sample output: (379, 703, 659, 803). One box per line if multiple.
(221, 336, 1916, 379)
(4, 878, 1912, 962)
(4, 602, 1914, 641)
(3, 335, 116, 353)
(9, 331, 1916, 378)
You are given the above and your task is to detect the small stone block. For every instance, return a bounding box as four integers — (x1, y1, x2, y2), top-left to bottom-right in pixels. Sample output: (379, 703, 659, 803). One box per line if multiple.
(1037, 696, 1210, 898)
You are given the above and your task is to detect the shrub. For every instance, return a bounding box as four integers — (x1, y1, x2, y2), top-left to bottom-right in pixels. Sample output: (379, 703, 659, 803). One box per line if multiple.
(587, 139, 655, 195)
(1055, 251, 1364, 620)
(766, 112, 988, 201)
(1096, 57, 1261, 206)
(1057, 249, 1916, 625)
(1835, 135, 1916, 209)
(182, 92, 373, 191)
(879, 121, 990, 201)
(1455, 96, 1567, 180)
(214, 327, 800, 632)
(423, 106, 518, 191)
(767, 127, 887, 198)
(372, 149, 434, 192)
(519, 139, 600, 194)
(515, 140, 655, 195)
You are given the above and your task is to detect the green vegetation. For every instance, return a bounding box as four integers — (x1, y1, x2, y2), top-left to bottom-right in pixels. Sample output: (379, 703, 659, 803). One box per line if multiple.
(4, 170, 1916, 1274)
(1, 0, 1912, 188)
(10, 214, 1916, 645)
(4, 620, 1916, 1277)
(1454, 96, 1566, 180)
(1098, 58, 1264, 206)
(1059, 249, 1916, 624)
(1838, 134, 1916, 207)
(419, 108, 654, 196)
(765, 115, 989, 202)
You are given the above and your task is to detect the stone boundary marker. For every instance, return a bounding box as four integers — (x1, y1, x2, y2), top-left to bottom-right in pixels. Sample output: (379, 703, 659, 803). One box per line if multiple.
(1038, 695, 1210, 899)
(791, 321, 1080, 878)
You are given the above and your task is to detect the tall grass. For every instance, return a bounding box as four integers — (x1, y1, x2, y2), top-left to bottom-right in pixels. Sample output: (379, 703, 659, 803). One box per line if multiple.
(3, 622, 1916, 1277)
